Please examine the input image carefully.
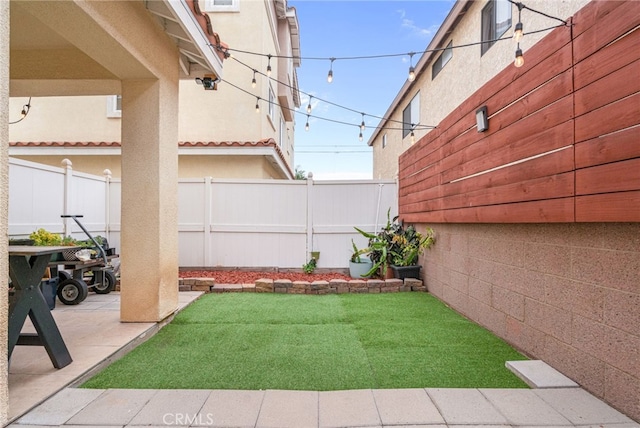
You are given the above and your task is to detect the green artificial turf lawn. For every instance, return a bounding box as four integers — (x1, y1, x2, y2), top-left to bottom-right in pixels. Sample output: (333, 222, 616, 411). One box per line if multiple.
(82, 293, 528, 390)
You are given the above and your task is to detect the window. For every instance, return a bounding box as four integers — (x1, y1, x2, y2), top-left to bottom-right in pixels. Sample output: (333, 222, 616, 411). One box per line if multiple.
(268, 86, 275, 121)
(203, 0, 239, 12)
(481, 0, 512, 55)
(382, 134, 387, 149)
(402, 92, 420, 139)
(432, 41, 453, 79)
(106, 95, 121, 118)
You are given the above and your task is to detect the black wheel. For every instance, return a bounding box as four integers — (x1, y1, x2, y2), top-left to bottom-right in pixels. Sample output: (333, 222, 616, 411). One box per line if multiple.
(57, 278, 88, 305)
(88, 269, 116, 294)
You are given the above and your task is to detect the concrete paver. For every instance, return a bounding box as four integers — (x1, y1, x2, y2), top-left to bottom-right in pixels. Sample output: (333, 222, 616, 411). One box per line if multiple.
(506, 360, 579, 388)
(319, 389, 380, 427)
(427, 388, 509, 425)
(196, 390, 264, 427)
(128, 389, 211, 426)
(15, 388, 104, 426)
(480, 389, 573, 426)
(372, 388, 444, 426)
(65, 388, 157, 426)
(255, 390, 318, 428)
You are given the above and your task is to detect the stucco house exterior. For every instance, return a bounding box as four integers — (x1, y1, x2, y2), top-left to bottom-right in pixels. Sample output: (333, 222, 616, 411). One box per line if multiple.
(2, 0, 229, 423)
(8, 0, 301, 180)
(375, 0, 639, 420)
(368, 0, 590, 179)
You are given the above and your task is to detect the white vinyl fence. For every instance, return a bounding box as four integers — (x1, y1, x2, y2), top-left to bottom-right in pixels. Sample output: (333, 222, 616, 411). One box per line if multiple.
(8, 158, 398, 268)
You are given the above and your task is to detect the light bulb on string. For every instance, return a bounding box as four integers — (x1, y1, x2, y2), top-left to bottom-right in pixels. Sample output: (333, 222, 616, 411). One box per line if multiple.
(513, 22, 524, 43)
(360, 113, 366, 132)
(307, 96, 312, 114)
(514, 45, 524, 67)
(251, 70, 257, 88)
(410, 130, 415, 144)
(513, 2, 524, 43)
(305, 115, 310, 131)
(255, 97, 260, 113)
(408, 52, 416, 82)
(266, 54, 272, 77)
(327, 58, 335, 83)
(359, 131, 363, 142)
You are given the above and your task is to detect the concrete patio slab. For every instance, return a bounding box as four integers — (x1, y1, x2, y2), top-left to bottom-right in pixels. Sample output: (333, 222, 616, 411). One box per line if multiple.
(426, 388, 509, 425)
(480, 389, 573, 425)
(372, 388, 444, 425)
(534, 388, 637, 425)
(256, 390, 318, 428)
(506, 360, 579, 388)
(196, 389, 265, 427)
(319, 389, 380, 428)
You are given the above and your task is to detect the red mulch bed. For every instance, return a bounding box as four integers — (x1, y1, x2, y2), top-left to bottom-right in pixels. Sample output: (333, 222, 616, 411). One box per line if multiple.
(180, 270, 353, 284)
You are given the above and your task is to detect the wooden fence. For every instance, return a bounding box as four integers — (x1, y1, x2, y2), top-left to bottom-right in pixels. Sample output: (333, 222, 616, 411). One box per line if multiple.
(399, 1, 640, 223)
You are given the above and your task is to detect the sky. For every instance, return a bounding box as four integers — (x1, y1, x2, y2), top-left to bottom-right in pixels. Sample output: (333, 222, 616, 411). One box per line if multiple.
(288, 0, 455, 180)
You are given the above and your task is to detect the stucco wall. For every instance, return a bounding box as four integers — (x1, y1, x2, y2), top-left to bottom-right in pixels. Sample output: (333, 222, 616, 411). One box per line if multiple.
(372, 0, 590, 179)
(1, 1, 9, 424)
(422, 222, 640, 420)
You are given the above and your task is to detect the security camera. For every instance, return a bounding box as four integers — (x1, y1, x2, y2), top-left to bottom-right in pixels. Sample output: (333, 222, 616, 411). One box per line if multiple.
(195, 75, 218, 90)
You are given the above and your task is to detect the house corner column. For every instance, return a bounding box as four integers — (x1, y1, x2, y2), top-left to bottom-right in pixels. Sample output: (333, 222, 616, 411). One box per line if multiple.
(120, 78, 179, 322)
(0, 0, 10, 423)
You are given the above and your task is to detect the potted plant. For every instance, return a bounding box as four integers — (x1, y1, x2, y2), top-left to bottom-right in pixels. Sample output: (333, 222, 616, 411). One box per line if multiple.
(354, 209, 435, 279)
(389, 225, 435, 279)
(348, 239, 373, 278)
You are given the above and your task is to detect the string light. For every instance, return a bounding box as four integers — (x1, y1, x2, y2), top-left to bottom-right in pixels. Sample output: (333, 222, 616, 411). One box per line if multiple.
(305, 115, 310, 131)
(251, 70, 257, 88)
(255, 97, 260, 113)
(410, 129, 415, 144)
(514, 45, 524, 67)
(307, 96, 313, 114)
(513, 2, 524, 42)
(360, 113, 366, 132)
(408, 52, 416, 82)
(327, 58, 335, 83)
(266, 54, 272, 77)
(9, 97, 31, 125)
(359, 131, 363, 142)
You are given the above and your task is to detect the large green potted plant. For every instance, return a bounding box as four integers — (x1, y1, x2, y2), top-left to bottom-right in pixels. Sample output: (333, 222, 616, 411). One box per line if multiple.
(354, 209, 435, 279)
(389, 225, 434, 279)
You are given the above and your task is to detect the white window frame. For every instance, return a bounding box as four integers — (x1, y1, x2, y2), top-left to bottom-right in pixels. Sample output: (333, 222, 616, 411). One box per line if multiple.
(106, 95, 121, 118)
(268, 85, 275, 121)
(382, 134, 387, 149)
(203, 0, 239, 12)
(432, 41, 453, 79)
(481, 0, 512, 55)
(402, 92, 420, 139)
(279, 117, 285, 148)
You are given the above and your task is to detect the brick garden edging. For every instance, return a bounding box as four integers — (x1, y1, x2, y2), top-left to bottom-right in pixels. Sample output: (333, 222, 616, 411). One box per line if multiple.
(178, 277, 426, 294)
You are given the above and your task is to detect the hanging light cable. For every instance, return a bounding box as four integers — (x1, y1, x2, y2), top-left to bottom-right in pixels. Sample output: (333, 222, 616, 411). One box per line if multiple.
(305, 115, 310, 131)
(408, 52, 416, 82)
(360, 113, 366, 132)
(251, 70, 257, 88)
(307, 96, 313, 114)
(266, 54, 272, 77)
(327, 58, 335, 83)
(359, 131, 363, 142)
(255, 97, 260, 113)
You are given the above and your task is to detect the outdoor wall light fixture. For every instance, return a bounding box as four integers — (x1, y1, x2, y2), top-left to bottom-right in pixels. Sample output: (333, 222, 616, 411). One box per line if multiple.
(195, 75, 218, 90)
(476, 106, 489, 132)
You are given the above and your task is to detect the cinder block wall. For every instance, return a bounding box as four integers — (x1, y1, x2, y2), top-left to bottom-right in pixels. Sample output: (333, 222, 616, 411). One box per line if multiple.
(422, 222, 639, 421)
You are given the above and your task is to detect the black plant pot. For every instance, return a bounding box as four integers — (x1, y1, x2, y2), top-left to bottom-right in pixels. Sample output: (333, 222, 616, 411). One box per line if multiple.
(390, 265, 421, 280)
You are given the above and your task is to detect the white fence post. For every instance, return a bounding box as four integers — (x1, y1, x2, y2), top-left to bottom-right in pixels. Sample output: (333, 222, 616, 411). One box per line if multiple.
(306, 172, 314, 262)
(204, 176, 212, 266)
(61, 158, 73, 236)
